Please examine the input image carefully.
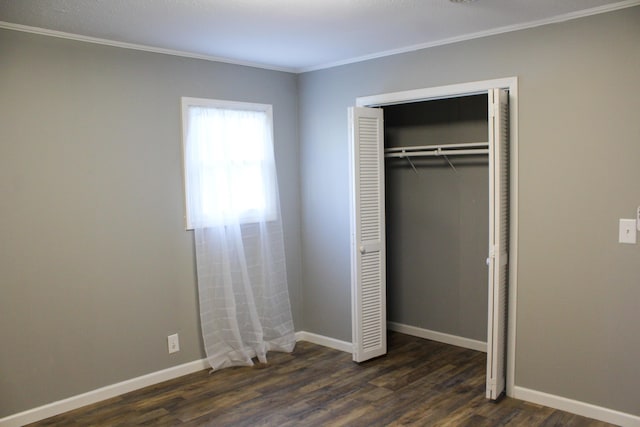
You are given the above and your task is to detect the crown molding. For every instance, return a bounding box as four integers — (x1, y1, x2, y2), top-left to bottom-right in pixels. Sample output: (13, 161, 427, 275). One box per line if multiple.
(0, 21, 296, 74)
(2, 0, 639, 74)
(297, 0, 640, 73)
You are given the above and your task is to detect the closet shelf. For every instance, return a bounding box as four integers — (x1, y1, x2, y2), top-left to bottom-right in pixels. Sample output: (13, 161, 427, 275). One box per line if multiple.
(384, 142, 489, 158)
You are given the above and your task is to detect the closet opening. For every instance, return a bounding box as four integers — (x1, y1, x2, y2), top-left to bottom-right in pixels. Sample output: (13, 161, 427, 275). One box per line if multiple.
(349, 78, 517, 400)
(384, 94, 490, 354)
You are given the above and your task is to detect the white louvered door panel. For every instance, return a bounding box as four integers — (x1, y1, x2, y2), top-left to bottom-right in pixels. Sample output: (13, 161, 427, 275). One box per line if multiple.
(348, 106, 386, 363)
(486, 88, 510, 400)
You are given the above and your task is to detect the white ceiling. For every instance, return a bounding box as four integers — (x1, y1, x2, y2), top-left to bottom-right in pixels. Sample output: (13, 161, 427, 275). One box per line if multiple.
(0, 0, 637, 72)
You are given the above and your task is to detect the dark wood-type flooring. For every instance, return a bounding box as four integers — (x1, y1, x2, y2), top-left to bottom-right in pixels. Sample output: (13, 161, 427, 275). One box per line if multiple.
(29, 332, 616, 426)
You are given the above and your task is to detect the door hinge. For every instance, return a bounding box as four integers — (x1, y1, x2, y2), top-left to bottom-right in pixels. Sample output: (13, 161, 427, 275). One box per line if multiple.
(487, 246, 496, 266)
(489, 101, 498, 118)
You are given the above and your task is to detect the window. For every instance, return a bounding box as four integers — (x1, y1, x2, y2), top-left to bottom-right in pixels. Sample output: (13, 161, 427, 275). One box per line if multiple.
(181, 97, 277, 228)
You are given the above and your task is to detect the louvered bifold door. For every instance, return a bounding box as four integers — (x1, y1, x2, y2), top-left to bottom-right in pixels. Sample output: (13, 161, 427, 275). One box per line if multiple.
(348, 107, 387, 363)
(486, 88, 510, 400)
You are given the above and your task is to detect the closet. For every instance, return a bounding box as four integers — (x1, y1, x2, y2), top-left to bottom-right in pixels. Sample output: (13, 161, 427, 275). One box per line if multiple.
(348, 83, 511, 400)
(384, 95, 489, 349)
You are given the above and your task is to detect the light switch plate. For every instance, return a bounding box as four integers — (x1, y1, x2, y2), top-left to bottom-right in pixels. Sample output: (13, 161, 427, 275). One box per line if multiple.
(168, 333, 180, 354)
(637, 206, 640, 231)
(619, 219, 636, 244)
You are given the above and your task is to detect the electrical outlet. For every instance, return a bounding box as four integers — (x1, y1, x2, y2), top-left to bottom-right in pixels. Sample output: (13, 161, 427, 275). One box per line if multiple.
(168, 333, 180, 354)
(619, 219, 636, 244)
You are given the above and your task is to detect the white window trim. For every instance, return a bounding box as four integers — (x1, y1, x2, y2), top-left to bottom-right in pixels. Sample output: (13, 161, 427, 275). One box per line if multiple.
(180, 97, 275, 230)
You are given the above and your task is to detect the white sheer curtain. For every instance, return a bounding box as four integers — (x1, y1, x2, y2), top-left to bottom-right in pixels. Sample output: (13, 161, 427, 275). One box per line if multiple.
(183, 102, 295, 369)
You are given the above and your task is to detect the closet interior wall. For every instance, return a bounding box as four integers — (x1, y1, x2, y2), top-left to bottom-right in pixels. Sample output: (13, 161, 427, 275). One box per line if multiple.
(384, 94, 489, 343)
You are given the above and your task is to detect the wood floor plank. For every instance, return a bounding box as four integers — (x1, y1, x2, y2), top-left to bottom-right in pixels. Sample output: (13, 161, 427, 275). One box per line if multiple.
(27, 333, 618, 426)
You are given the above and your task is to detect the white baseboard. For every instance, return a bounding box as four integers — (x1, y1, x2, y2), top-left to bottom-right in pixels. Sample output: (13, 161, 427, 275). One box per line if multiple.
(0, 359, 209, 427)
(295, 331, 353, 353)
(514, 386, 640, 427)
(388, 321, 487, 353)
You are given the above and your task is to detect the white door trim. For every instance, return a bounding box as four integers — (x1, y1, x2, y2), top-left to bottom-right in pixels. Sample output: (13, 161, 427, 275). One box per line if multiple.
(355, 77, 519, 397)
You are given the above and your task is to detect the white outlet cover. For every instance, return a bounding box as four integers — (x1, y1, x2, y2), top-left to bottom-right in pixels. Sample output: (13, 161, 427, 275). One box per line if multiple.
(619, 219, 637, 244)
(168, 333, 180, 353)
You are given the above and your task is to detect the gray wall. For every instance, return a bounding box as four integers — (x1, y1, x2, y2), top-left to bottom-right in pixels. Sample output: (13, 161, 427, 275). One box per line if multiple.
(298, 7, 640, 416)
(385, 96, 489, 341)
(2, 5, 640, 420)
(0, 29, 301, 416)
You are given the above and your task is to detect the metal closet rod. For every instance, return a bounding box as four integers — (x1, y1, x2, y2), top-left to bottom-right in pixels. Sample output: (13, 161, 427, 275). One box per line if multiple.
(384, 141, 489, 158)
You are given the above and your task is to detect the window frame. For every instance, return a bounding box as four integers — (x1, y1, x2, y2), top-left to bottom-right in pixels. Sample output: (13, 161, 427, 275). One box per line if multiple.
(180, 97, 276, 230)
